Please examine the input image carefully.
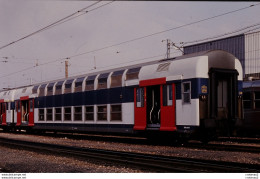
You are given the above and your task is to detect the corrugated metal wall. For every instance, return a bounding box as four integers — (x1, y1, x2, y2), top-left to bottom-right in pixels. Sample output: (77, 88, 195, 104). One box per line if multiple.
(245, 31, 260, 76)
(184, 34, 245, 76)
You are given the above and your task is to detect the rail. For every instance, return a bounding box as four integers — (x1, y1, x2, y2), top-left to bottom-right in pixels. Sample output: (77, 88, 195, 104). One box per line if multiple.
(0, 136, 259, 173)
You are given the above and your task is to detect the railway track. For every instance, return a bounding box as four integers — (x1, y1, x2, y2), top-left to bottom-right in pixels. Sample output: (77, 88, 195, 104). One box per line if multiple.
(0, 136, 259, 173)
(185, 141, 260, 154)
(2, 131, 260, 154)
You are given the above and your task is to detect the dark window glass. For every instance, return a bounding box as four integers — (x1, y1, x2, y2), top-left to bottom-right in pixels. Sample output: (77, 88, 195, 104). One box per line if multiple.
(55, 108, 62, 121)
(111, 105, 122, 121)
(85, 106, 94, 121)
(163, 85, 173, 106)
(136, 88, 144, 107)
(183, 82, 191, 103)
(98, 105, 107, 121)
(64, 107, 71, 121)
(39, 109, 44, 121)
(74, 106, 82, 121)
(46, 108, 53, 121)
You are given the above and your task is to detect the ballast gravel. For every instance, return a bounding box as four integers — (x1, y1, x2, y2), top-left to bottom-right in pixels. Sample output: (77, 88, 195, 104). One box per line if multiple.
(0, 131, 259, 173)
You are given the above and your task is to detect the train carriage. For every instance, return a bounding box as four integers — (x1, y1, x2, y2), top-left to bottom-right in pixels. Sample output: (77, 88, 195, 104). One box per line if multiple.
(0, 50, 243, 140)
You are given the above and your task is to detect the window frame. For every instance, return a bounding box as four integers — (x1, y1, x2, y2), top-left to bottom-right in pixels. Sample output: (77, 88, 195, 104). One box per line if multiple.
(182, 81, 191, 104)
(110, 104, 122, 121)
(97, 105, 107, 121)
(74, 106, 82, 121)
(85, 106, 94, 121)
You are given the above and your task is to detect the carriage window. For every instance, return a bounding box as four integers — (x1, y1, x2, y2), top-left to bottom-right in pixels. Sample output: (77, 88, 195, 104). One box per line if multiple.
(74, 106, 82, 121)
(55, 81, 64, 95)
(111, 70, 125, 88)
(47, 83, 55, 96)
(254, 92, 260, 109)
(11, 102, 15, 110)
(64, 107, 71, 121)
(136, 88, 144, 107)
(126, 67, 141, 80)
(85, 106, 94, 121)
(182, 82, 191, 103)
(32, 85, 39, 94)
(98, 73, 109, 89)
(75, 77, 85, 92)
(6, 102, 9, 111)
(243, 92, 251, 109)
(30, 99, 33, 112)
(46, 108, 53, 121)
(85, 75, 96, 91)
(39, 108, 44, 121)
(55, 108, 62, 121)
(22, 88, 27, 93)
(39, 84, 47, 97)
(65, 79, 74, 94)
(111, 104, 122, 121)
(97, 105, 107, 121)
(163, 85, 173, 106)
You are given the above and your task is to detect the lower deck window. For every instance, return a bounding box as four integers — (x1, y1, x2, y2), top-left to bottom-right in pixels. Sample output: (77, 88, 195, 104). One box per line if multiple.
(46, 108, 53, 121)
(97, 105, 107, 121)
(74, 106, 82, 121)
(111, 104, 122, 121)
(243, 92, 251, 109)
(39, 109, 44, 121)
(85, 106, 94, 121)
(55, 108, 62, 121)
(64, 107, 71, 121)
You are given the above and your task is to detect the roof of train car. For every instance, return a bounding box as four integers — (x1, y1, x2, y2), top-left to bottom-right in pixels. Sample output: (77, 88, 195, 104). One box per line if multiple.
(0, 49, 237, 92)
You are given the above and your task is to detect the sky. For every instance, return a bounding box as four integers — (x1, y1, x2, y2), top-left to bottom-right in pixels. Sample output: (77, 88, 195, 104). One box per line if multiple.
(0, 1, 260, 90)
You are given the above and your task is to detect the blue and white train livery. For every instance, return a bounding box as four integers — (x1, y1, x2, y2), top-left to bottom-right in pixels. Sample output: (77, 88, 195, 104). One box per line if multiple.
(0, 50, 243, 140)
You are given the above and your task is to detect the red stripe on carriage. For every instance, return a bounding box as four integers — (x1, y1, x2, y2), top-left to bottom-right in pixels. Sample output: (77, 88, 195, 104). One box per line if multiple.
(139, 77, 166, 87)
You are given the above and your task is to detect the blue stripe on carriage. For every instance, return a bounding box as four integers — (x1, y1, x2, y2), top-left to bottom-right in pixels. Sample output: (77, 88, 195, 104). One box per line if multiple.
(34, 78, 208, 108)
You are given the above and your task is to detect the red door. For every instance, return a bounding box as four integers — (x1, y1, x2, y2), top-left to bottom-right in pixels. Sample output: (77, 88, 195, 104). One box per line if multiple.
(28, 99, 34, 126)
(160, 84, 176, 131)
(0, 102, 7, 126)
(16, 100, 21, 126)
(134, 87, 147, 130)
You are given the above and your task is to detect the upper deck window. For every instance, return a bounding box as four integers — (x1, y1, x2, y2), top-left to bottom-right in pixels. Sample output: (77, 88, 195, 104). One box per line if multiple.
(126, 67, 141, 80)
(55, 81, 64, 95)
(64, 79, 74, 94)
(74, 77, 85, 92)
(98, 73, 110, 89)
(32, 85, 39, 94)
(111, 70, 125, 88)
(22, 88, 27, 93)
(39, 84, 47, 97)
(47, 83, 55, 96)
(85, 75, 96, 91)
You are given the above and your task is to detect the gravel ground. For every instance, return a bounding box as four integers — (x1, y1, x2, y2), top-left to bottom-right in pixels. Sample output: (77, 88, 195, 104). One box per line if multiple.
(0, 131, 259, 173)
(0, 146, 143, 173)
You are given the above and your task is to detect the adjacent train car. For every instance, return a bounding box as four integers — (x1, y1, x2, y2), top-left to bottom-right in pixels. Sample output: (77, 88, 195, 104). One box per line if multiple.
(242, 79, 260, 136)
(0, 50, 243, 140)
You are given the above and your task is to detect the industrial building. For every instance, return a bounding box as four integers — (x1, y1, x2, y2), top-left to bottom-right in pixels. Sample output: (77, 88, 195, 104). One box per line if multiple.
(183, 31, 260, 80)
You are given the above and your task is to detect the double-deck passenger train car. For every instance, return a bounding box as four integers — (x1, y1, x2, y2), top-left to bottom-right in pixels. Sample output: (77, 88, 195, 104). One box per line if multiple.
(0, 50, 243, 140)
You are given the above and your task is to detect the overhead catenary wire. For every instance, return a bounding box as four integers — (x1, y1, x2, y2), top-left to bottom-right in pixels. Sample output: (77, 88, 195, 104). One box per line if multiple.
(0, 2, 259, 80)
(0, 1, 103, 51)
(182, 21, 260, 45)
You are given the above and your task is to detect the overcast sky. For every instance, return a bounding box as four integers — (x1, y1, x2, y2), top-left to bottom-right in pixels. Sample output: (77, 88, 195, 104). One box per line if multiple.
(0, 1, 260, 89)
